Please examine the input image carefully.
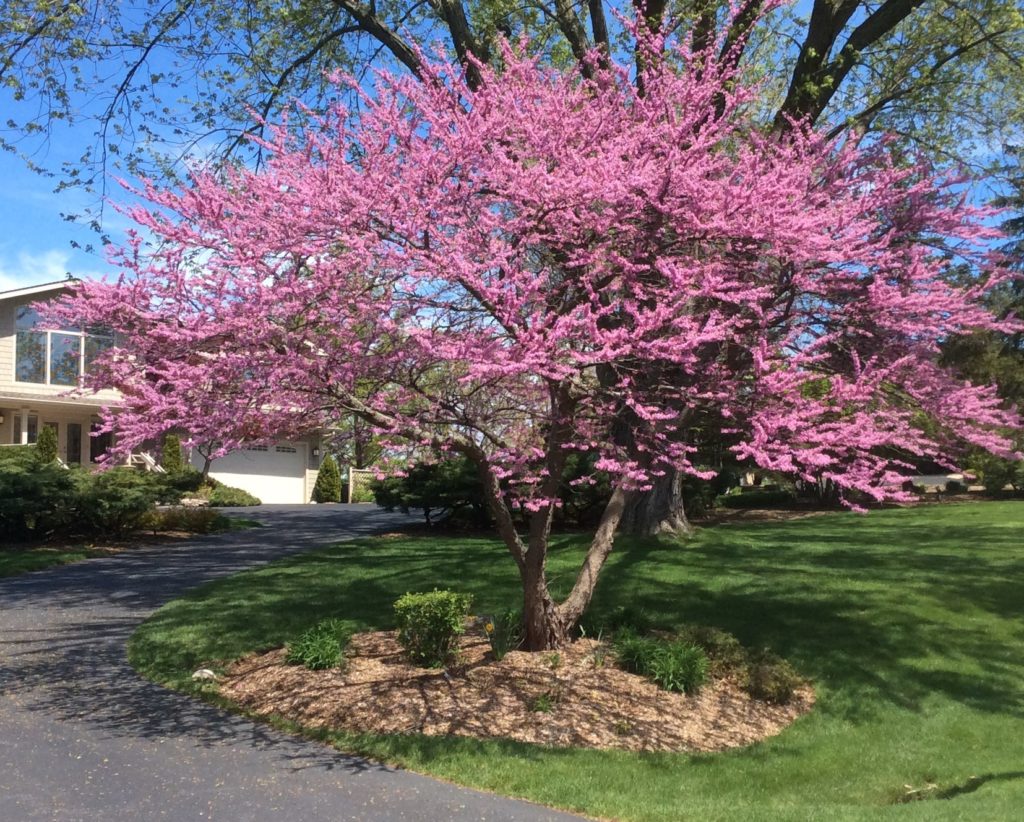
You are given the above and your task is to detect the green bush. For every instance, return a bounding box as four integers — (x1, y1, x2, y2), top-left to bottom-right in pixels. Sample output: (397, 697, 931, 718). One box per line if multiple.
(285, 618, 351, 670)
(372, 458, 489, 527)
(74, 468, 163, 536)
(0, 451, 78, 540)
(483, 608, 522, 660)
(154, 467, 206, 503)
(36, 425, 59, 464)
(741, 649, 803, 704)
(161, 434, 185, 474)
(612, 629, 708, 694)
(206, 484, 261, 507)
(945, 479, 967, 494)
(394, 589, 472, 667)
(312, 455, 342, 503)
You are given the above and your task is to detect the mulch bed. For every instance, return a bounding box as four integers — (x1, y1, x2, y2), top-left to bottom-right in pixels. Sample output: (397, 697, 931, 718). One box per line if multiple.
(219, 630, 814, 753)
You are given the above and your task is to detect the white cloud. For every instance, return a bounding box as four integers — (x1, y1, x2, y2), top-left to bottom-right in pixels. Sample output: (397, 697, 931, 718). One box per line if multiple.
(0, 249, 108, 292)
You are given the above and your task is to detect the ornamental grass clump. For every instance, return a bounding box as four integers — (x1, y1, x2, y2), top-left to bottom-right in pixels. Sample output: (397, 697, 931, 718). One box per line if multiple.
(613, 629, 709, 695)
(285, 618, 351, 670)
(394, 590, 472, 667)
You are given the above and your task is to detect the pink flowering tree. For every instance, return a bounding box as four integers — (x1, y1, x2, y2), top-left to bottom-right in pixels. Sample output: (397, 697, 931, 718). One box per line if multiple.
(50, 16, 1019, 649)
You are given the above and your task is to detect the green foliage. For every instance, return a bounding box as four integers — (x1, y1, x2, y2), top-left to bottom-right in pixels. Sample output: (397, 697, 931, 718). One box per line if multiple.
(0, 451, 78, 540)
(968, 449, 1024, 495)
(311, 455, 342, 503)
(155, 467, 207, 503)
(483, 608, 522, 660)
(286, 618, 351, 670)
(612, 629, 709, 695)
(718, 486, 796, 509)
(35, 425, 58, 464)
(741, 649, 804, 704)
(206, 484, 261, 507)
(675, 624, 748, 677)
(393, 589, 472, 667)
(556, 452, 613, 527)
(372, 458, 489, 527)
(161, 434, 185, 474)
(74, 468, 163, 536)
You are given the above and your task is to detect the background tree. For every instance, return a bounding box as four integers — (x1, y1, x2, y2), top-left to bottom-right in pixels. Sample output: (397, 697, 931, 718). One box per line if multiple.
(50, 22, 1020, 648)
(160, 433, 185, 474)
(312, 455, 343, 503)
(35, 424, 58, 464)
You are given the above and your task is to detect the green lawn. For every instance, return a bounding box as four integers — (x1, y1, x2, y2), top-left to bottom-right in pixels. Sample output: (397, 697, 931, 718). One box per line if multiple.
(129, 502, 1024, 821)
(0, 545, 100, 577)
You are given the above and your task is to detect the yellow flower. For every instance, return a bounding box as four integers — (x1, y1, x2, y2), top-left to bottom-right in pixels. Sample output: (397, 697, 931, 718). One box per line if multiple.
(484, 622, 495, 634)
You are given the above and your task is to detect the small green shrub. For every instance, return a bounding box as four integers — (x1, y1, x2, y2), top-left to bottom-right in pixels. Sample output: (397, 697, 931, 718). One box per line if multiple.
(483, 608, 522, 660)
(945, 479, 967, 494)
(206, 484, 261, 507)
(612, 629, 708, 694)
(394, 589, 472, 667)
(312, 455, 342, 503)
(36, 425, 59, 464)
(161, 434, 185, 474)
(285, 618, 351, 670)
(741, 649, 803, 704)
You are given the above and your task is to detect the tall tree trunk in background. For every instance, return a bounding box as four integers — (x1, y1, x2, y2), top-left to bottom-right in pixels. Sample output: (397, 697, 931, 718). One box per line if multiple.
(620, 468, 693, 536)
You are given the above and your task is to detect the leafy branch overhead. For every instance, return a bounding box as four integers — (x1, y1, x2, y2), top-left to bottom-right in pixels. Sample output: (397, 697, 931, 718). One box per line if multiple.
(2, 0, 1022, 201)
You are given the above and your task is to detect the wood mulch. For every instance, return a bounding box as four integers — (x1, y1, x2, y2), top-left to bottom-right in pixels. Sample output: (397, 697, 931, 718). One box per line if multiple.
(219, 630, 814, 753)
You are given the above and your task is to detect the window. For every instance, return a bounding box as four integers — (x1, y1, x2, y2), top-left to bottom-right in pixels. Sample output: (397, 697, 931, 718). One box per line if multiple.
(275, 445, 297, 453)
(14, 305, 113, 386)
(245, 445, 269, 452)
(11, 414, 38, 444)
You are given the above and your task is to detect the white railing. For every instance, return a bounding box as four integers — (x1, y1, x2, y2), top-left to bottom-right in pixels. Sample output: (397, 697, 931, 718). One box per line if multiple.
(127, 451, 167, 473)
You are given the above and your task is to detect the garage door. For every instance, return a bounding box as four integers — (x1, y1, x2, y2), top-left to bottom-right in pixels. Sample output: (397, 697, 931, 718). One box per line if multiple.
(192, 443, 307, 504)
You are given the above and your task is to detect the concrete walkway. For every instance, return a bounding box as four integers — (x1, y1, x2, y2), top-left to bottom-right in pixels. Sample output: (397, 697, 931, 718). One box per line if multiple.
(0, 505, 580, 821)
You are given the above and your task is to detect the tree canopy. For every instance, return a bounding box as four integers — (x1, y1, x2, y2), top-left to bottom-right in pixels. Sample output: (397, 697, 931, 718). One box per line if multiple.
(49, 16, 1021, 647)
(3, 0, 1022, 201)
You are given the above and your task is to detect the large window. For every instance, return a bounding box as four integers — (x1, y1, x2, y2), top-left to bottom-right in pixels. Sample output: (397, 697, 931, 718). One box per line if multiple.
(15, 306, 113, 386)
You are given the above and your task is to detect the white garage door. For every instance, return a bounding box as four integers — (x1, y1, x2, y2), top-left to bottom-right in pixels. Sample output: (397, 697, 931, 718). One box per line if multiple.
(193, 443, 307, 504)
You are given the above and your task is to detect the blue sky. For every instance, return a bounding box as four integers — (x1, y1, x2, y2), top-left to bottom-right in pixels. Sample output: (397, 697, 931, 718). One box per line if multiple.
(0, 136, 123, 292)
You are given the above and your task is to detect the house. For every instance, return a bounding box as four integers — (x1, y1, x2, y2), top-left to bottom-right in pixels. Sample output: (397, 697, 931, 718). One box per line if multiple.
(0, 279, 323, 504)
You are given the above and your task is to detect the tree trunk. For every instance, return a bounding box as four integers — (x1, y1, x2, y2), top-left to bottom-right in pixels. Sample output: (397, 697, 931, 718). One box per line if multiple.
(521, 561, 570, 650)
(619, 468, 693, 537)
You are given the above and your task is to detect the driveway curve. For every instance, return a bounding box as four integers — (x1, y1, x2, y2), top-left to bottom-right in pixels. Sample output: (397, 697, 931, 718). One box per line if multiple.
(1, 505, 580, 821)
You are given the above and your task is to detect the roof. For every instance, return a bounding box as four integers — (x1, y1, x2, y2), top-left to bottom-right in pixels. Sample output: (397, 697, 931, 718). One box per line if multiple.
(0, 279, 81, 301)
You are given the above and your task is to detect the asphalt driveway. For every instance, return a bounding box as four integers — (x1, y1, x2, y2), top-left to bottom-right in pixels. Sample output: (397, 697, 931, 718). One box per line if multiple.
(0, 505, 580, 821)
